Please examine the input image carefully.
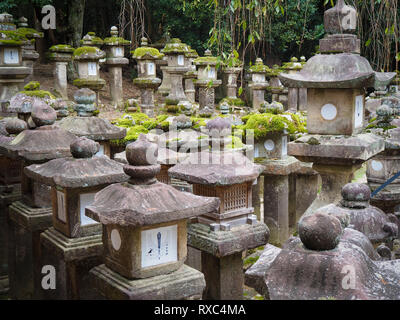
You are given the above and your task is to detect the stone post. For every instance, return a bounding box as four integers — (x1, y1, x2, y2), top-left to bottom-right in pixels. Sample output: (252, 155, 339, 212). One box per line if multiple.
(46, 44, 74, 99)
(183, 46, 198, 103)
(104, 26, 130, 108)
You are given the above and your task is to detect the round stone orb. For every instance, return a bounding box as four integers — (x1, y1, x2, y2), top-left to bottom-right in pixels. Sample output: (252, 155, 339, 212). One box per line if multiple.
(74, 88, 96, 105)
(70, 137, 100, 158)
(5, 118, 28, 135)
(31, 99, 57, 127)
(126, 134, 158, 166)
(341, 183, 371, 202)
(299, 213, 342, 251)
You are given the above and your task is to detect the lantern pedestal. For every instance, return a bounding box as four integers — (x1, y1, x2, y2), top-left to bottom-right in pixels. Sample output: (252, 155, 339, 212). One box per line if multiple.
(0, 187, 21, 294)
(90, 264, 205, 300)
(187, 222, 269, 300)
(38, 227, 103, 300)
(261, 156, 300, 246)
(7, 201, 52, 299)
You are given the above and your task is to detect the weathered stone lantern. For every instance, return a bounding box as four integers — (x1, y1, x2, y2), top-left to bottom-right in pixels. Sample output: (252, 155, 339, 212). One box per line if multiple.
(154, 36, 172, 96)
(24, 137, 129, 299)
(72, 46, 106, 103)
(194, 49, 222, 111)
(183, 46, 198, 103)
(169, 150, 269, 300)
(266, 65, 287, 107)
(132, 37, 163, 117)
(80, 32, 104, 49)
(249, 58, 269, 111)
(17, 17, 43, 86)
(280, 0, 385, 216)
(0, 14, 31, 112)
(104, 26, 130, 107)
(46, 44, 74, 99)
(58, 88, 126, 158)
(161, 38, 190, 108)
(87, 135, 220, 300)
(0, 118, 26, 294)
(0, 100, 77, 299)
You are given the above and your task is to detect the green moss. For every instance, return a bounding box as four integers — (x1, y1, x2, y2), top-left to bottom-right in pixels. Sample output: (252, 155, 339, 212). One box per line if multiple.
(191, 117, 207, 129)
(49, 44, 74, 52)
(161, 38, 188, 54)
(17, 27, 43, 39)
(132, 46, 163, 59)
(243, 256, 259, 266)
(160, 121, 170, 131)
(73, 46, 100, 57)
(226, 136, 244, 149)
(237, 113, 306, 141)
(219, 97, 245, 107)
(250, 60, 271, 73)
(111, 125, 149, 146)
(194, 56, 219, 65)
(165, 105, 180, 114)
(0, 30, 30, 45)
(23, 81, 40, 91)
(19, 90, 55, 99)
(156, 114, 169, 122)
(104, 37, 130, 45)
(114, 112, 150, 126)
(143, 120, 157, 130)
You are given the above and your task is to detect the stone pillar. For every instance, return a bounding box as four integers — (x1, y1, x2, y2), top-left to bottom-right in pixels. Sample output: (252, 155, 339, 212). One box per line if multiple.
(184, 46, 198, 103)
(158, 64, 171, 96)
(202, 252, 244, 300)
(55, 62, 68, 98)
(288, 87, 299, 111)
(249, 58, 269, 111)
(298, 88, 308, 111)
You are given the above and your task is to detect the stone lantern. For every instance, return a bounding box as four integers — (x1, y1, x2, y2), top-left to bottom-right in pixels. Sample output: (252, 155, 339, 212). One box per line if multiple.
(194, 49, 222, 111)
(183, 46, 198, 103)
(248, 58, 269, 111)
(46, 44, 74, 100)
(220, 52, 243, 111)
(169, 150, 269, 300)
(58, 88, 126, 158)
(80, 32, 104, 49)
(0, 14, 31, 112)
(280, 0, 385, 216)
(132, 37, 163, 117)
(86, 135, 220, 300)
(17, 17, 43, 86)
(0, 100, 77, 299)
(104, 26, 130, 107)
(72, 46, 106, 104)
(154, 35, 172, 97)
(24, 137, 129, 299)
(0, 118, 26, 294)
(266, 65, 287, 106)
(161, 38, 190, 107)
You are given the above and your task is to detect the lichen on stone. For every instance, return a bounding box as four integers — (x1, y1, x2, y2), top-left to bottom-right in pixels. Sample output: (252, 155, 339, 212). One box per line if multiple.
(104, 37, 130, 46)
(49, 44, 74, 53)
(132, 46, 163, 60)
(73, 46, 103, 58)
(23, 81, 41, 91)
(17, 27, 43, 39)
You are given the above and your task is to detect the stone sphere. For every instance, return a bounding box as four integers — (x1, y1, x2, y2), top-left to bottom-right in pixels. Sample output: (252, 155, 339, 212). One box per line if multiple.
(342, 183, 371, 202)
(31, 99, 57, 127)
(74, 88, 96, 105)
(70, 137, 100, 158)
(5, 118, 28, 135)
(126, 134, 158, 166)
(299, 213, 342, 251)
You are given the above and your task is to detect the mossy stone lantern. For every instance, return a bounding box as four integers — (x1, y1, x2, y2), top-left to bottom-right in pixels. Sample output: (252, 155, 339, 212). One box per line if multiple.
(0, 100, 78, 299)
(194, 49, 222, 111)
(17, 17, 43, 86)
(280, 0, 385, 217)
(58, 88, 126, 158)
(132, 37, 163, 117)
(0, 24, 31, 111)
(104, 26, 131, 108)
(72, 46, 106, 104)
(46, 44, 74, 99)
(249, 58, 269, 111)
(87, 135, 220, 300)
(24, 137, 129, 299)
(221, 51, 243, 109)
(161, 38, 190, 107)
(281, 57, 305, 111)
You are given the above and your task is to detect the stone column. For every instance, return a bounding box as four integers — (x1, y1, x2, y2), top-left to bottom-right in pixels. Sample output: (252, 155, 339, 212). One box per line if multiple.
(249, 58, 269, 111)
(202, 252, 244, 300)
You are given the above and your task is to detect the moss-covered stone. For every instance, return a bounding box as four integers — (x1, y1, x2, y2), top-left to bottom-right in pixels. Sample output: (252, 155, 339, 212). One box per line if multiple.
(104, 37, 130, 46)
(23, 81, 40, 91)
(237, 113, 306, 141)
(73, 46, 103, 58)
(161, 38, 188, 54)
(73, 78, 106, 89)
(249, 59, 271, 73)
(219, 97, 246, 107)
(49, 44, 74, 53)
(19, 90, 55, 99)
(132, 46, 163, 60)
(17, 27, 43, 39)
(110, 125, 149, 146)
(0, 30, 29, 46)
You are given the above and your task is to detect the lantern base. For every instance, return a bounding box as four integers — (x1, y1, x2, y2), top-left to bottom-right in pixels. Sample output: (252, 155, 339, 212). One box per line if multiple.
(89, 264, 205, 300)
(7, 201, 52, 300)
(38, 227, 103, 300)
(0, 187, 21, 296)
